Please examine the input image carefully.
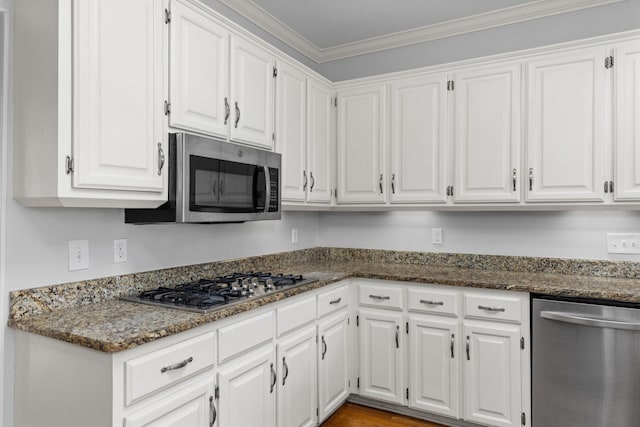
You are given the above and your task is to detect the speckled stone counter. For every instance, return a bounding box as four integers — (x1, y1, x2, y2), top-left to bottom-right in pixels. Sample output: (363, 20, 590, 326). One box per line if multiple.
(9, 248, 640, 353)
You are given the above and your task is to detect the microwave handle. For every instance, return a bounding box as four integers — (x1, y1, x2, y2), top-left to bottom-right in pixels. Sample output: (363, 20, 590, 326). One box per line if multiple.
(263, 166, 270, 213)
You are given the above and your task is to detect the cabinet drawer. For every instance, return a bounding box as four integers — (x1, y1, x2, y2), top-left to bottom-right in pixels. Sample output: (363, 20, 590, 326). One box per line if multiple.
(407, 287, 459, 316)
(125, 332, 215, 406)
(218, 310, 274, 364)
(277, 296, 316, 336)
(464, 293, 523, 323)
(318, 285, 349, 318)
(359, 282, 403, 310)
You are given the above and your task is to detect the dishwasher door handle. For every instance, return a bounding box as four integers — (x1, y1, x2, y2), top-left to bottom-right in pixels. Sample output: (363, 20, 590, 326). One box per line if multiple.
(540, 311, 640, 331)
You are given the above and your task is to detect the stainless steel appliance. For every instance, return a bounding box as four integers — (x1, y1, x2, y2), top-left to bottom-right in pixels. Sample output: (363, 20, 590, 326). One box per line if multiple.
(532, 297, 640, 427)
(125, 133, 281, 223)
(121, 272, 318, 314)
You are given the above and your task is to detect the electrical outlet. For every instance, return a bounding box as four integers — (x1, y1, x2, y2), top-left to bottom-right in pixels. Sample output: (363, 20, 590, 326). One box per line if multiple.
(607, 233, 640, 254)
(432, 228, 443, 245)
(68, 240, 89, 271)
(291, 228, 299, 244)
(114, 239, 128, 263)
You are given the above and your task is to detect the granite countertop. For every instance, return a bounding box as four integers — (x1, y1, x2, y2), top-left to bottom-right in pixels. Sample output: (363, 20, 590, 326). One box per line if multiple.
(9, 255, 640, 353)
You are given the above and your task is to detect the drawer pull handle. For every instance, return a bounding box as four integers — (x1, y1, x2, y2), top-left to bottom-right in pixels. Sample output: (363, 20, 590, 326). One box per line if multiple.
(420, 299, 444, 306)
(209, 396, 217, 427)
(478, 305, 506, 312)
(270, 363, 276, 394)
(329, 298, 342, 305)
(369, 294, 390, 300)
(160, 356, 193, 373)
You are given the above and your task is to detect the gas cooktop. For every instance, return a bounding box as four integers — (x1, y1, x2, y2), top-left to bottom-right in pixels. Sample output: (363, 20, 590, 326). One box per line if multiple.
(121, 272, 319, 314)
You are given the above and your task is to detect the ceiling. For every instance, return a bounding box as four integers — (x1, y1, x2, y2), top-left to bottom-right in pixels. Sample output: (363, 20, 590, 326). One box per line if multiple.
(218, 0, 623, 62)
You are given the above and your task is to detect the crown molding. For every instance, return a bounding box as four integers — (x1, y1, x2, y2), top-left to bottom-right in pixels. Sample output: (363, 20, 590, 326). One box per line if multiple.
(218, 0, 624, 63)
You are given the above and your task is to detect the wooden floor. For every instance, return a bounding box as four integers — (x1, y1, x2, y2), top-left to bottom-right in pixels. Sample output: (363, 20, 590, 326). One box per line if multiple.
(321, 403, 446, 427)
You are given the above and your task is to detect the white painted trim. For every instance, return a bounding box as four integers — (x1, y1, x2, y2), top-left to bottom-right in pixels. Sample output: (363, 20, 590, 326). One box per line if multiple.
(218, 0, 624, 63)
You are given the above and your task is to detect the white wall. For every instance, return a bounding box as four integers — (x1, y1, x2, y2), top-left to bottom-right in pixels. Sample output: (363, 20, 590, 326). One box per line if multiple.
(319, 210, 640, 261)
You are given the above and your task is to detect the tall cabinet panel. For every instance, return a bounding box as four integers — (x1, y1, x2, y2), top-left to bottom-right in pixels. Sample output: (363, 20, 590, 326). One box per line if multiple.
(318, 310, 349, 422)
(169, 0, 229, 139)
(73, 0, 166, 192)
(336, 84, 387, 204)
(615, 40, 640, 201)
(230, 37, 275, 149)
(276, 61, 307, 202)
(307, 78, 334, 204)
(452, 63, 521, 203)
(526, 48, 607, 202)
(390, 75, 448, 203)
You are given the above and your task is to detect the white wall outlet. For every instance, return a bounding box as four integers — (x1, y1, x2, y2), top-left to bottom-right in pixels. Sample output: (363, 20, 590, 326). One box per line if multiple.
(607, 233, 640, 254)
(114, 239, 128, 263)
(68, 240, 89, 271)
(432, 228, 443, 245)
(291, 228, 299, 244)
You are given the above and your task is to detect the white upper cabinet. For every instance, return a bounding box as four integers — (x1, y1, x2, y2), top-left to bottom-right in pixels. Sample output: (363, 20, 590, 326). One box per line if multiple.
(336, 84, 387, 204)
(306, 78, 334, 204)
(276, 61, 307, 202)
(452, 63, 522, 203)
(230, 37, 276, 149)
(390, 74, 448, 204)
(526, 48, 608, 202)
(614, 40, 640, 201)
(169, 0, 230, 139)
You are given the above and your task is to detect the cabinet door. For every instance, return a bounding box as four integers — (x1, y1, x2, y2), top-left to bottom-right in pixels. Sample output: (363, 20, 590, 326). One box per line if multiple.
(169, 0, 230, 139)
(307, 78, 334, 204)
(276, 61, 307, 202)
(230, 36, 275, 149)
(390, 74, 448, 203)
(526, 48, 607, 202)
(277, 326, 318, 427)
(336, 84, 387, 204)
(359, 309, 404, 405)
(453, 63, 521, 203)
(463, 322, 521, 427)
(408, 315, 459, 418)
(124, 376, 216, 427)
(73, 0, 166, 192)
(615, 40, 640, 201)
(217, 346, 275, 427)
(318, 310, 349, 422)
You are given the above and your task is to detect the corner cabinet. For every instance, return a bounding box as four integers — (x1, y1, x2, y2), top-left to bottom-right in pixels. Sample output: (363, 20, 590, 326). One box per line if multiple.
(14, 0, 169, 208)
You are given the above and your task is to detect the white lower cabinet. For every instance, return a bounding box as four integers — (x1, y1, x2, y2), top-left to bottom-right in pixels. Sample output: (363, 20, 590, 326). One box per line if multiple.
(277, 326, 318, 427)
(317, 309, 350, 422)
(358, 308, 404, 404)
(408, 315, 459, 418)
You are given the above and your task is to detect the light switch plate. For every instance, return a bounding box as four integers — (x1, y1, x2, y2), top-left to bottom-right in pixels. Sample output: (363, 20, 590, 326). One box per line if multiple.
(69, 240, 89, 271)
(432, 228, 443, 245)
(607, 233, 640, 254)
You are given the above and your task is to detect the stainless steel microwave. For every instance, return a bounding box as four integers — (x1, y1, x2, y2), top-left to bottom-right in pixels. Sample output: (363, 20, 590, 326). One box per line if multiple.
(125, 133, 281, 223)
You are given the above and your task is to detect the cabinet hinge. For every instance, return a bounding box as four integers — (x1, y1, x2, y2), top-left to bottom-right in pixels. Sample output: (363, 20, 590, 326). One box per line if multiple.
(406, 322, 409, 334)
(521, 412, 526, 425)
(357, 377, 360, 389)
(447, 80, 455, 91)
(164, 8, 171, 24)
(520, 337, 525, 350)
(317, 408, 319, 417)
(214, 385, 219, 399)
(65, 155, 74, 175)
(348, 380, 351, 388)
(356, 315, 359, 326)
(316, 334, 318, 343)
(348, 317, 350, 325)
(406, 388, 409, 399)
(334, 97, 338, 107)
(334, 188, 338, 199)
(164, 100, 171, 116)
(272, 133, 275, 142)
(605, 56, 614, 69)
(273, 66, 278, 78)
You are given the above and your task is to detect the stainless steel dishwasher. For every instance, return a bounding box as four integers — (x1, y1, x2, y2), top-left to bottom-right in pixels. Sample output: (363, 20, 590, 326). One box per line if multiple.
(532, 297, 640, 427)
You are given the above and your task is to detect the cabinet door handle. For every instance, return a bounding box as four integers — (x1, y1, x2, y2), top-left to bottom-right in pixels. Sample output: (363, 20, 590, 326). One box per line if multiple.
(282, 356, 289, 386)
(303, 170, 308, 191)
(160, 356, 193, 373)
(234, 102, 240, 128)
(157, 143, 165, 176)
(224, 97, 230, 125)
(609, 181, 614, 194)
(329, 298, 342, 305)
(478, 305, 506, 312)
(212, 180, 217, 196)
(391, 173, 396, 194)
(395, 325, 399, 349)
(369, 294, 390, 300)
(321, 336, 327, 360)
(604, 180, 609, 194)
(450, 333, 455, 359)
(529, 168, 533, 191)
(270, 362, 276, 393)
(379, 174, 384, 194)
(209, 396, 217, 427)
(466, 336, 470, 361)
(512, 168, 517, 192)
(420, 299, 444, 306)
(310, 171, 315, 192)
